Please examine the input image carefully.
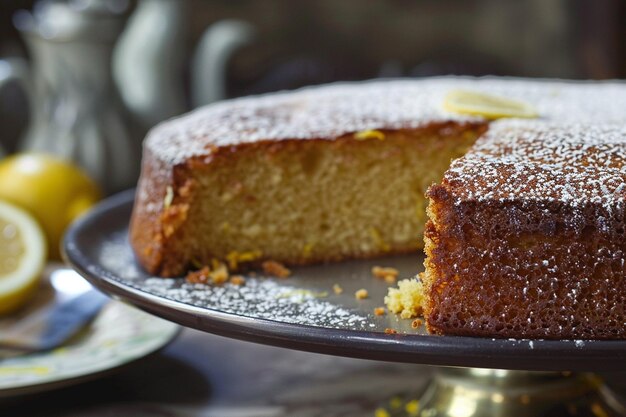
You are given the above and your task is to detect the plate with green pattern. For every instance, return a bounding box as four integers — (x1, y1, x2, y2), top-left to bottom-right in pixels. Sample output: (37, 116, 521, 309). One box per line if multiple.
(0, 268, 179, 398)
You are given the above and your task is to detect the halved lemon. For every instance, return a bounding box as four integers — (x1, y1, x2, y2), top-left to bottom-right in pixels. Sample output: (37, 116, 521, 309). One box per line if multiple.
(443, 89, 538, 119)
(0, 200, 46, 315)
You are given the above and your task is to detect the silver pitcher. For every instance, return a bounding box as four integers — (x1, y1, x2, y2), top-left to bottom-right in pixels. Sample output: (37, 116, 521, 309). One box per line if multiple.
(0, 0, 255, 193)
(0, 0, 138, 193)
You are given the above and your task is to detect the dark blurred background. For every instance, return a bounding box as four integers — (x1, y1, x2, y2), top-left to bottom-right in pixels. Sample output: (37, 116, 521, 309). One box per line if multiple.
(0, 0, 624, 162)
(3, 0, 625, 85)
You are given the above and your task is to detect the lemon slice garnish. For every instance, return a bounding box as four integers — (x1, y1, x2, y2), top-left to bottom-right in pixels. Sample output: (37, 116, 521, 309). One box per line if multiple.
(0, 200, 46, 315)
(443, 89, 538, 119)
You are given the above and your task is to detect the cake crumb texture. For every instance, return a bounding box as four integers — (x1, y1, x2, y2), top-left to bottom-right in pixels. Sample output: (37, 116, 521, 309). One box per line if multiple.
(132, 122, 480, 276)
(384, 277, 425, 319)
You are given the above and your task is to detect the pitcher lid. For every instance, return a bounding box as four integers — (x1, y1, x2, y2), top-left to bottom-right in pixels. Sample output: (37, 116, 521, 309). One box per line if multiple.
(14, 0, 130, 42)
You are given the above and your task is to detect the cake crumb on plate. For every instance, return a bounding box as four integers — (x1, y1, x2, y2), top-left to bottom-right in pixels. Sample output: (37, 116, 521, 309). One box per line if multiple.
(384, 276, 425, 319)
(355, 289, 369, 300)
(372, 266, 399, 282)
(262, 260, 291, 278)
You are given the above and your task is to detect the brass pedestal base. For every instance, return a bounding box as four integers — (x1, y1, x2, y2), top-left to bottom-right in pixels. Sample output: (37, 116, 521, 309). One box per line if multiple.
(380, 368, 626, 417)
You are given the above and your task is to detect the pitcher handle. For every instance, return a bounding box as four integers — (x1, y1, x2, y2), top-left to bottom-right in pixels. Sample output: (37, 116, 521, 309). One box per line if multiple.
(0, 57, 32, 156)
(191, 19, 255, 107)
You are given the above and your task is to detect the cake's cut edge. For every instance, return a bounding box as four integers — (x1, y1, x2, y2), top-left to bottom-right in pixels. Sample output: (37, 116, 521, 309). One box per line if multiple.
(131, 121, 486, 277)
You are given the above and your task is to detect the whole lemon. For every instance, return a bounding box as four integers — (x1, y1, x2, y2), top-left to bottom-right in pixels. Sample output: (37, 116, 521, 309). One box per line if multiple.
(0, 154, 101, 259)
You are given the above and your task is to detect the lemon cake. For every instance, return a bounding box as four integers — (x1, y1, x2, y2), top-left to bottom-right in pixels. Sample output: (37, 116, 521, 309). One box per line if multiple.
(130, 77, 626, 339)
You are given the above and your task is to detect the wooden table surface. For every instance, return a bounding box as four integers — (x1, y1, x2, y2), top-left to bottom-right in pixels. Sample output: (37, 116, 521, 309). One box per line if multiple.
(3, 327, 626, 417)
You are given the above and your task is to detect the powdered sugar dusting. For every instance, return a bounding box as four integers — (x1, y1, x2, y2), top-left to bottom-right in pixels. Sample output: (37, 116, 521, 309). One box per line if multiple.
(139, 277, 369, 329)
(145, 77, 626, 165)
(445, 122, 626, 208)
(93, 233, 370, 330)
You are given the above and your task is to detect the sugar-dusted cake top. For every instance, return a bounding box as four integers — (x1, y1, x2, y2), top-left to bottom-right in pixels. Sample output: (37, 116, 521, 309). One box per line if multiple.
(145, 77, 626, 164)
(442, 121, 626, 209)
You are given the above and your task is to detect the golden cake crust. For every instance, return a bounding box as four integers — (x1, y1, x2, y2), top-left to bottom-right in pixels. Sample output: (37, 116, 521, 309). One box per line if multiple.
(424, 122, 626, 339)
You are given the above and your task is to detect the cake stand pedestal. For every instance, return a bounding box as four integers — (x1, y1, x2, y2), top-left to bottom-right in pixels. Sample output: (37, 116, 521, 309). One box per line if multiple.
(384, 368, 624, 417)
(63, 190, 626, 417)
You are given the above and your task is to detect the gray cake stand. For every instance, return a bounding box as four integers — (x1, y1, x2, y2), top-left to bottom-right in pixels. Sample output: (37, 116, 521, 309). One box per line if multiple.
(63, 190, 626, 417)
